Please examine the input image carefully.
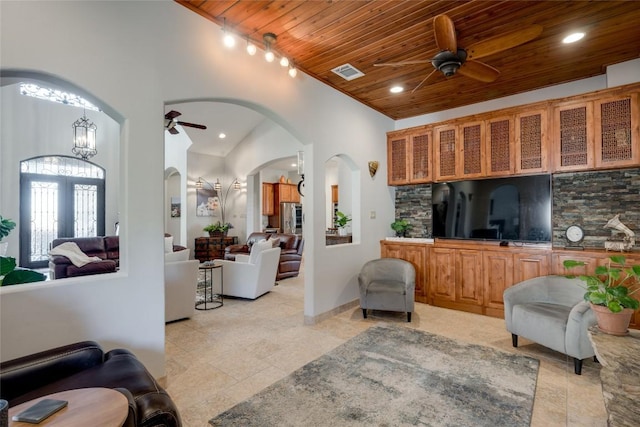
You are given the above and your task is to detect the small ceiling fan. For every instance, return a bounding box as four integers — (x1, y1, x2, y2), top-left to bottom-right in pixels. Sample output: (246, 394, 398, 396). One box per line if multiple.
(164, 110, 207, 135)
(375, 14, 542, 93)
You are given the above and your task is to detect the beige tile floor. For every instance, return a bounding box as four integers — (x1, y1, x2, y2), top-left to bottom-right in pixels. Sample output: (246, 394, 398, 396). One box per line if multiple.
(163, 271, 607, 427)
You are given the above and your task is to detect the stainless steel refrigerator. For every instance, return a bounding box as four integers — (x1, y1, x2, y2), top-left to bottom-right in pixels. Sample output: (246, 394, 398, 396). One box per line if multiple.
(280, 203, 302, 234)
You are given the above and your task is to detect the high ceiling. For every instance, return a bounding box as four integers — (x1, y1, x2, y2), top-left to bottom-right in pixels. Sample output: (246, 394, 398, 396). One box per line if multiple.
(177, 0, 640, 120)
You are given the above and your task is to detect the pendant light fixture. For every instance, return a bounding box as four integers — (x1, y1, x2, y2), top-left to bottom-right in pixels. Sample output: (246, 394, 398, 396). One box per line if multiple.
(72, 109, 97, 160)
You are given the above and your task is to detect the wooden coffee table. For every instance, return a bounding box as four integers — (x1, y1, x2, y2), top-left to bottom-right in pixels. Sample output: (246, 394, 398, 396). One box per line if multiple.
(9, 388, 128, 427)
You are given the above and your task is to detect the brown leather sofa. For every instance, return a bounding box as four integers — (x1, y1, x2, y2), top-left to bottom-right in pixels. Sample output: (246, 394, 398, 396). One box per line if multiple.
(0, 340, 181, 427)
(224, 232, 304, 280)
(49, 236, 187, 279)
(49, 236, 120, 279)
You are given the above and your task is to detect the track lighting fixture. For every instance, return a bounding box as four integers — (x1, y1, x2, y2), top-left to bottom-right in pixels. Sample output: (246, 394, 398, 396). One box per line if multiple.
(222, 18, 235, 48)
(263, 32, 277, 63)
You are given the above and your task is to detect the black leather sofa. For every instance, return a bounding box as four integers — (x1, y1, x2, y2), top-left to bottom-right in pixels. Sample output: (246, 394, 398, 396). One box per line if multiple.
(0, 341, 181, 427)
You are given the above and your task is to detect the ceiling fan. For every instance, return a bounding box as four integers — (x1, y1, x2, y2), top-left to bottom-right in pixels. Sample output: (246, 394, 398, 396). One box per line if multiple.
(164, 110, 207, 135)
(375, 14, 542, 93)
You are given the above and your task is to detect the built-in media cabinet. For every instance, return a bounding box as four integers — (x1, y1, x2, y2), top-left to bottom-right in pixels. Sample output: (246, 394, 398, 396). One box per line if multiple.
(381, 239, 640, 330)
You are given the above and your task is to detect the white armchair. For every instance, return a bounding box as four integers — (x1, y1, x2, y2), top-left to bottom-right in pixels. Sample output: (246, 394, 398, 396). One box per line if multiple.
(215, 241, 281, 300)
(164, 255, 199, 322)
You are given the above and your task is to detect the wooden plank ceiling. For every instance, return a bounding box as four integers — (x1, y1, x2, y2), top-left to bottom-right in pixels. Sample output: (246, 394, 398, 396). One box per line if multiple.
(176, 1, 640, 120)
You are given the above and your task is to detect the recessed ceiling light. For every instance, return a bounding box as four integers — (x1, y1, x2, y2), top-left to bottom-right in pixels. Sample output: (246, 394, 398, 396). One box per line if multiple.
(218, 133, 226, 139)
(291, 163, 297, 168)
(390, 86, 404, 94)
(563, 32, 585, 44)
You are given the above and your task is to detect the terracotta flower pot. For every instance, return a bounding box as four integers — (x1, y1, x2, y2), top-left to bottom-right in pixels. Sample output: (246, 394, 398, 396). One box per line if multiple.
(590, 303, 634, 336)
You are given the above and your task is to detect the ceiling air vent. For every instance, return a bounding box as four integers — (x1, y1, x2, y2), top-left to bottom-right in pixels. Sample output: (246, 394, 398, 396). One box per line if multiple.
(331, 63, 365, 81)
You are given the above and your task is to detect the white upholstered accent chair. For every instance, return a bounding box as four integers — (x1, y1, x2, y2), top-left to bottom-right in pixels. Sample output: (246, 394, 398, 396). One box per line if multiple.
(358, 258, 416, 322)
(503, 275, 597, 375)
(164, 253, 199, 322)
(214, 239, 281, 300)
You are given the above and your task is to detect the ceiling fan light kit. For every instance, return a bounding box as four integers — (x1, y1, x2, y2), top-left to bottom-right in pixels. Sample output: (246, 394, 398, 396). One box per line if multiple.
(375, 14, 542, 93)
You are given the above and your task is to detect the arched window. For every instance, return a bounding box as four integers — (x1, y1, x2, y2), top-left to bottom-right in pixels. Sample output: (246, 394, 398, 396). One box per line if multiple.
(19, 155, 105, 268)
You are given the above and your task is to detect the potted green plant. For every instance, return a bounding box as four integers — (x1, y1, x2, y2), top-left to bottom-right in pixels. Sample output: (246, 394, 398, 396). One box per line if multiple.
(0, 215, 16, 256)
(335, 211, 351, 236)
(390, 219, 412, 237)
(564, 255, 640, 335)
(203, 221, 233, 237)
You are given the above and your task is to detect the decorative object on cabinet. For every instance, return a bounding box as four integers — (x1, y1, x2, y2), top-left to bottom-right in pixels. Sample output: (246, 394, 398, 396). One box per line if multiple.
(563, 255, 640, 335)
(358, 258, 415, 322)
(390, 219, 412, 237)
(503, 275, 596, 374)
(565, 225, 585, 249)
(203, 221, 232, 237)
(195, 177, 240, 222)
(368, 160, 379, 178)
(374, 14, 542, 91)
(604, 214, 635, 252)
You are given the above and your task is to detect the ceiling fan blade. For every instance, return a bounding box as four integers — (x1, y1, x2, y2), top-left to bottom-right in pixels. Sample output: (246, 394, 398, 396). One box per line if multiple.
(458, 60, 500, 82)
(466, 24, 543, 60)
(434, 14, 457, 53)
(374, 60, 433, 67)
(165, 110, 181, 120)
(411, 69, 440, 94)
(176, 121, 207, 130)
(168, 127, 179, 135)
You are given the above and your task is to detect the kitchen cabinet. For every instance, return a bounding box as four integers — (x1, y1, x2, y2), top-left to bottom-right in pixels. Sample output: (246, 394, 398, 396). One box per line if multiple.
(380, 241, 428, 303)
(262, 182, 274, 216)
(275, 183, 299, 204)
(331, 185, 338, 203)
(387, 127, 432, 185)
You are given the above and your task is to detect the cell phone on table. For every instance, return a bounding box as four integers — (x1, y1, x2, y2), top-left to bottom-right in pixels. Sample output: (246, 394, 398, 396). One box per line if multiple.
(12, 398, 68, 423)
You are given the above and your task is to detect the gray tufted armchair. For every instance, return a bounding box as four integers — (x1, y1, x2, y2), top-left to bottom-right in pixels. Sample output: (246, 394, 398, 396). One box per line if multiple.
(358, 258, 415, 322)
(503, 275, 597, 375)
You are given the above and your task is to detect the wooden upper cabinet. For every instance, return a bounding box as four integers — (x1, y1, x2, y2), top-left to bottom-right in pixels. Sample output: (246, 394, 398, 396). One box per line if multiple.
(387, 132, 409, 185)
(459, 122, 485, 178)
(331, 185, 338, 203)
(553, 101, 594, 172)
(409, 131, 432, 183)
(486, 116, 514, 177)
(515, 109, 548, 174)
(594, 93, 639, 169)
(387, 128, 432, 185)
(274, 183, 299, 204)
(434, 125, 457, 181)
(262, 182, 274, 216)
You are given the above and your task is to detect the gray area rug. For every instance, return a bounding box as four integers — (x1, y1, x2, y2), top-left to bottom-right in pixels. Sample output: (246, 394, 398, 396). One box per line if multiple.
(210, 323, 539, 426)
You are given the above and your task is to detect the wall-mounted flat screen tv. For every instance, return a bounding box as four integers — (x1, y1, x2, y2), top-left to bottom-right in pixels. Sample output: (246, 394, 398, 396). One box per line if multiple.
(432, 174, 552, 243)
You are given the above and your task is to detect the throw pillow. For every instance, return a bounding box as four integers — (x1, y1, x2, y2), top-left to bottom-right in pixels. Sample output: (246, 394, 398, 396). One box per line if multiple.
(270, 237, 281, 248)
(164, 236, 173, 253)
(249, 239, 272, 264)
(165, 248, 190, 262)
